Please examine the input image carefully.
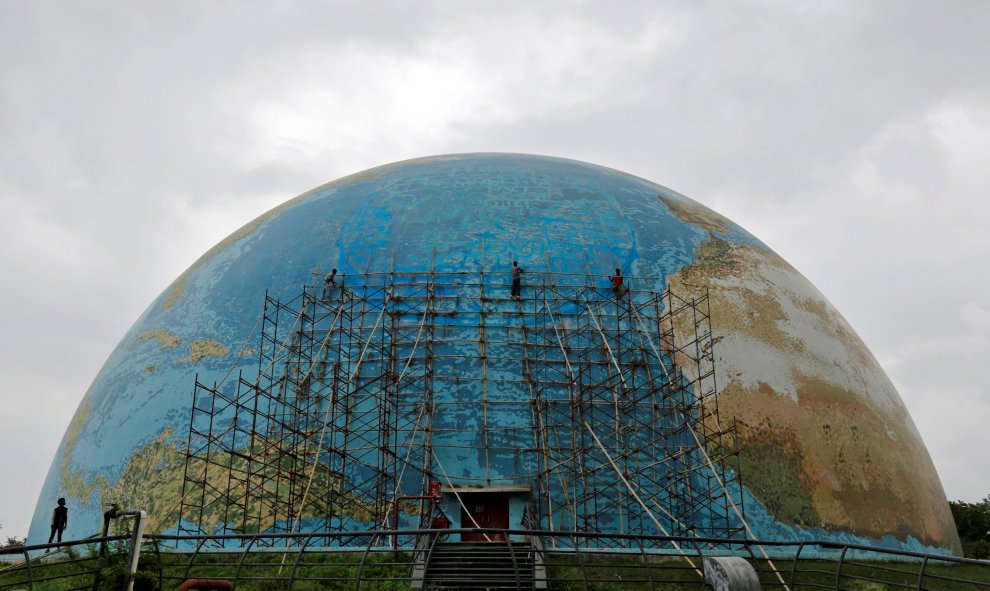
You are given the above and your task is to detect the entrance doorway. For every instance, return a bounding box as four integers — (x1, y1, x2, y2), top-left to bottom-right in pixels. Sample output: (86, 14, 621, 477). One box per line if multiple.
(460, 492, 509, 541)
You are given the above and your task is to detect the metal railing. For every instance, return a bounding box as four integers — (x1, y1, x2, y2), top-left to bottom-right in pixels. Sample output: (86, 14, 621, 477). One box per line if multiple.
(0, 535, 132, 591)
(0, 509, 146, 591)
(5, 526, 990, 590)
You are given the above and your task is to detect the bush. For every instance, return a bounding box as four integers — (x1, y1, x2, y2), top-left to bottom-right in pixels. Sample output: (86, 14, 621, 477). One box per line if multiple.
(962, 540, 990, 560)
(949, 496, 990, 558)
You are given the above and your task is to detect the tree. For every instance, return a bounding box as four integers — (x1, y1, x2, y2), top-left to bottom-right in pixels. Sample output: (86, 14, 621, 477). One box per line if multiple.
(0, 525, 27, 550)
(1, 536, 26, 549)
(0, 523, 26, 549)
(949, 495, 990, 559)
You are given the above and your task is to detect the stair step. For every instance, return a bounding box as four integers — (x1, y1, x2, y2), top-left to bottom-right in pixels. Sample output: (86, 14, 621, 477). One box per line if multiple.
(424, 541, 537, 590)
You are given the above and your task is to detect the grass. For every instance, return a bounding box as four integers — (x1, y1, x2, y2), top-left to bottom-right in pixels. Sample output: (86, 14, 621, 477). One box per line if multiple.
(147, 547, 412, 591)
(546, 553, 706, 590)
(756, 557, 990, 591)
(4, 546, 990, 591)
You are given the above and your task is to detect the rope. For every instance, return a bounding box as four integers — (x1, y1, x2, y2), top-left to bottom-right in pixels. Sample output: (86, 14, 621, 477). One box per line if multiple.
(536, 291, 583, 536)
(292, 297, 389, 528)
(170, 276, 784, 590)
(252, 299, 308, 388)
(163, 290, 339, 535)
(583, 420, 702, 577)
(579, 293, 628, 388)
(578, 291, 629, 498)
(628, 290, 790, 590)
(152, 304, 268, 534)
(627, 296, 672, 382)
(679, 411, 791, 590)
(379, 288, 436, 530)
(431, 449, 494, 542)
(574, 278, 788, 587)
(541, 294, 575, 378)
(274, 296, 389, 571)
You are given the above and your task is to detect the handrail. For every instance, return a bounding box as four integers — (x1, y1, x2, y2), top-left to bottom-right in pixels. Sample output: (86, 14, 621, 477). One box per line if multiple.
(418, 529, 443, 589)
(521, 505, 548, 590)
(5, 527, 988, 591)
(144, 528, 981, 564)
(0, 513, 143, 591)
(0, 534, 129, 557)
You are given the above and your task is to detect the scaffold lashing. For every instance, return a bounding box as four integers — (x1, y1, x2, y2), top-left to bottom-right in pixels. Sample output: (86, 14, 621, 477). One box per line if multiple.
(176, 270, 745, 547)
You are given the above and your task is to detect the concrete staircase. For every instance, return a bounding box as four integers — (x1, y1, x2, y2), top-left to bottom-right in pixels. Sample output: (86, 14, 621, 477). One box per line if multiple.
(421, 541, 535, 590)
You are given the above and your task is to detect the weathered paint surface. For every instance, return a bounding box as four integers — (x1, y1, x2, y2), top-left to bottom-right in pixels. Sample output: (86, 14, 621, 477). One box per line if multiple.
(29, 154, 959, 554)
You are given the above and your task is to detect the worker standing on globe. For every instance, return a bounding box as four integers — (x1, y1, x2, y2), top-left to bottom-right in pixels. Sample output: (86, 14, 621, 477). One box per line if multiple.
(510, 261, 525, 298)
(48, 498, 68, 544)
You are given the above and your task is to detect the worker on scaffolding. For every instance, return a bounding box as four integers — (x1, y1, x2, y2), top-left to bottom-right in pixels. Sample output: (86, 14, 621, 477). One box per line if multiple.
(322, 268, 338, 298)
(510, 261, 525, 298)
(609, 268, 624, 295)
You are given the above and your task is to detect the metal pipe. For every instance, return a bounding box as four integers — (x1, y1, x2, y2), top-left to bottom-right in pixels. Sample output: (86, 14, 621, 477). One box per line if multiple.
(124, 510, 146, 591)
(391, 494, 439, 548)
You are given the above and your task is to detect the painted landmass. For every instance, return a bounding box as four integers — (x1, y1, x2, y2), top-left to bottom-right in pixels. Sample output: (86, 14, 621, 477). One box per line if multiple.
(137, 329, 181, 350)
(180, 339, 230, 363)
(60, 404, 108, 509)
(661, 198, 959, 549)
(32, 155, 959, 555)
(65, 431, 377, 535)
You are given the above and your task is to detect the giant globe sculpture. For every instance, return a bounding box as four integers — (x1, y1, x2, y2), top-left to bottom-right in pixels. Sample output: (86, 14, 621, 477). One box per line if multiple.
(29, 154, 960, 555)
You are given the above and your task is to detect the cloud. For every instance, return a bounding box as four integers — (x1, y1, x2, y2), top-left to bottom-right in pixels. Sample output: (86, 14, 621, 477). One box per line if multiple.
(1, 0, 989, 537)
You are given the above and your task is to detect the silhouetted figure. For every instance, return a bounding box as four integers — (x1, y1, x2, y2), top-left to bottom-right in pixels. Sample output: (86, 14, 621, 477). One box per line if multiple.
(322, 268, 338, 298)
(48, 498, 68, 544)
(511, 261, 525, 298)
(609, 268, 624, 294)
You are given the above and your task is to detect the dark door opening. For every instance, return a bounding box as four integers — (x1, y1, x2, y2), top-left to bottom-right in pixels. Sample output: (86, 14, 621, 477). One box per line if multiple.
(460, 492, 510, 541)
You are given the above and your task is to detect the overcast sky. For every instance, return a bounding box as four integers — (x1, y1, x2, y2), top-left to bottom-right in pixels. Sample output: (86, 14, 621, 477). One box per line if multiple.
(1, 1, 988, 539)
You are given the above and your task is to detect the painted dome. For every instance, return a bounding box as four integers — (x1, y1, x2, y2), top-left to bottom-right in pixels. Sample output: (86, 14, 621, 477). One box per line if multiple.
(29, 154, 960, 554)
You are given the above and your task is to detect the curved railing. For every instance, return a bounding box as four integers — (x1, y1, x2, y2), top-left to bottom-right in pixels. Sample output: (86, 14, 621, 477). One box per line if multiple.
(4, 527, 990, 590)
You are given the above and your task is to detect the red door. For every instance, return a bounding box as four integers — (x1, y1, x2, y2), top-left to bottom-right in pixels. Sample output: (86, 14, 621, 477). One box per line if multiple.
(460, 493, 510, 541)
